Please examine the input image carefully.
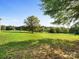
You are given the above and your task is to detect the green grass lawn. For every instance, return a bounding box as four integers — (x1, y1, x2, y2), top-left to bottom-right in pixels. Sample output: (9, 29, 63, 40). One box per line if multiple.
(0, 31, 79, 59)
(0, 31, 79, 45)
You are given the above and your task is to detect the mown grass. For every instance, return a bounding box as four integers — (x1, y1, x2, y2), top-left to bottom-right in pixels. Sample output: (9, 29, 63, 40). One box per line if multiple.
(0, 31, 79, 59)
(0, 31, 79, 45)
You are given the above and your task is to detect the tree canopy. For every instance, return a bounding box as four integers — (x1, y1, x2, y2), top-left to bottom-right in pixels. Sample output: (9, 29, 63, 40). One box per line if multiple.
(24, 16, 40, 33)
(41, 0, 79, 25)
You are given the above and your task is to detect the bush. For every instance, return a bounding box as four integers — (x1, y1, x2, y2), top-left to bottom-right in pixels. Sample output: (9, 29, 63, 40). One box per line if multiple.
(49, 27, 69, 33)
(49, 28, 56, 33)
(6, 26, 15, 30)
(70, 25, 79, 34)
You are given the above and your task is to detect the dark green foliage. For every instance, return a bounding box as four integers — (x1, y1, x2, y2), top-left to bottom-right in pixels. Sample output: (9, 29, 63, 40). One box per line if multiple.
(0, 18, 2, 31)
(49, 27, 69, 33)
(70, 22, 79, 34)
(61, 27, 69, 33)
(49, 28, 56, 33)
(5, 26, 28, 31)
(15, 26, 28, 31)
(55, 28, 62, 33)
(6, 26, 15, 30)
(0, 25, 70, 33)
(38, 26, 45, 32)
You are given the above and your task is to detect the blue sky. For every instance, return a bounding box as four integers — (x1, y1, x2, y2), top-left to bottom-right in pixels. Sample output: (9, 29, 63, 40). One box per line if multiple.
(0, 0, 54, 26)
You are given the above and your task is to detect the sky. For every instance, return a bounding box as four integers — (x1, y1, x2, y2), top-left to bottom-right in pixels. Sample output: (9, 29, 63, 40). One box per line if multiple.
(0, 0, 54, 26)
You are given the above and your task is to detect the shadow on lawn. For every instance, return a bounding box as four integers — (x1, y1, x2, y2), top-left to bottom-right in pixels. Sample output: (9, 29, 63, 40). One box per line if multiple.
(0, 39, 79, 59)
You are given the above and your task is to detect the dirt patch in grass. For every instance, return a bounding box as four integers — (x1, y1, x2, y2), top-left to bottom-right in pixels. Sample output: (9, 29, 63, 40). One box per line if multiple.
(0, 39, 79, 59)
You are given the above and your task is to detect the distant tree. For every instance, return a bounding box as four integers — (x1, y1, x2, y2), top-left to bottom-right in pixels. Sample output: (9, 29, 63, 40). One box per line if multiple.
(20, 26, 27, 31)
(62, 27, 69, 33)
(70, 22, 79, 34)
(48, 27, 69, 33)
(6, 26, 15, 30)
(49, 27, 56, 33)
(24, 16, 40, 33)
(1, 25, 6, 30)
(40, 26, 45, 32)
(0, 18, 2, 31)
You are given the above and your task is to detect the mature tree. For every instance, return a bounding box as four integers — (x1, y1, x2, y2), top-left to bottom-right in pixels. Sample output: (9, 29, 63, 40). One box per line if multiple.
(24, 16, 40, 33)
(41, 0, 79, 25)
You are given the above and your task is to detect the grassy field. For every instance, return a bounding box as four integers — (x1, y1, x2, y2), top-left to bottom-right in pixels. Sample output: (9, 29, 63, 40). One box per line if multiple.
(0, 31, 79, 59)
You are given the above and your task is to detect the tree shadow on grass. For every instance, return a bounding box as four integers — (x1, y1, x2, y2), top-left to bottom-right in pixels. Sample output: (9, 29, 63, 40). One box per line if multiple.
(0, 38, 79, 59)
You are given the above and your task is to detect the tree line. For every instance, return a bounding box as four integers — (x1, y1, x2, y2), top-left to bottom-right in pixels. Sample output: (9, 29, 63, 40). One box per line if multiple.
(0, 15, 79, 34)
(1, 25, 79, 34)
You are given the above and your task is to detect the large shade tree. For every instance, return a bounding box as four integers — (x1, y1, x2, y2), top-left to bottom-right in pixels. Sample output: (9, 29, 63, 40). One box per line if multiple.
(41, 0, 79, 25)
(24, 16, 40, 33)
